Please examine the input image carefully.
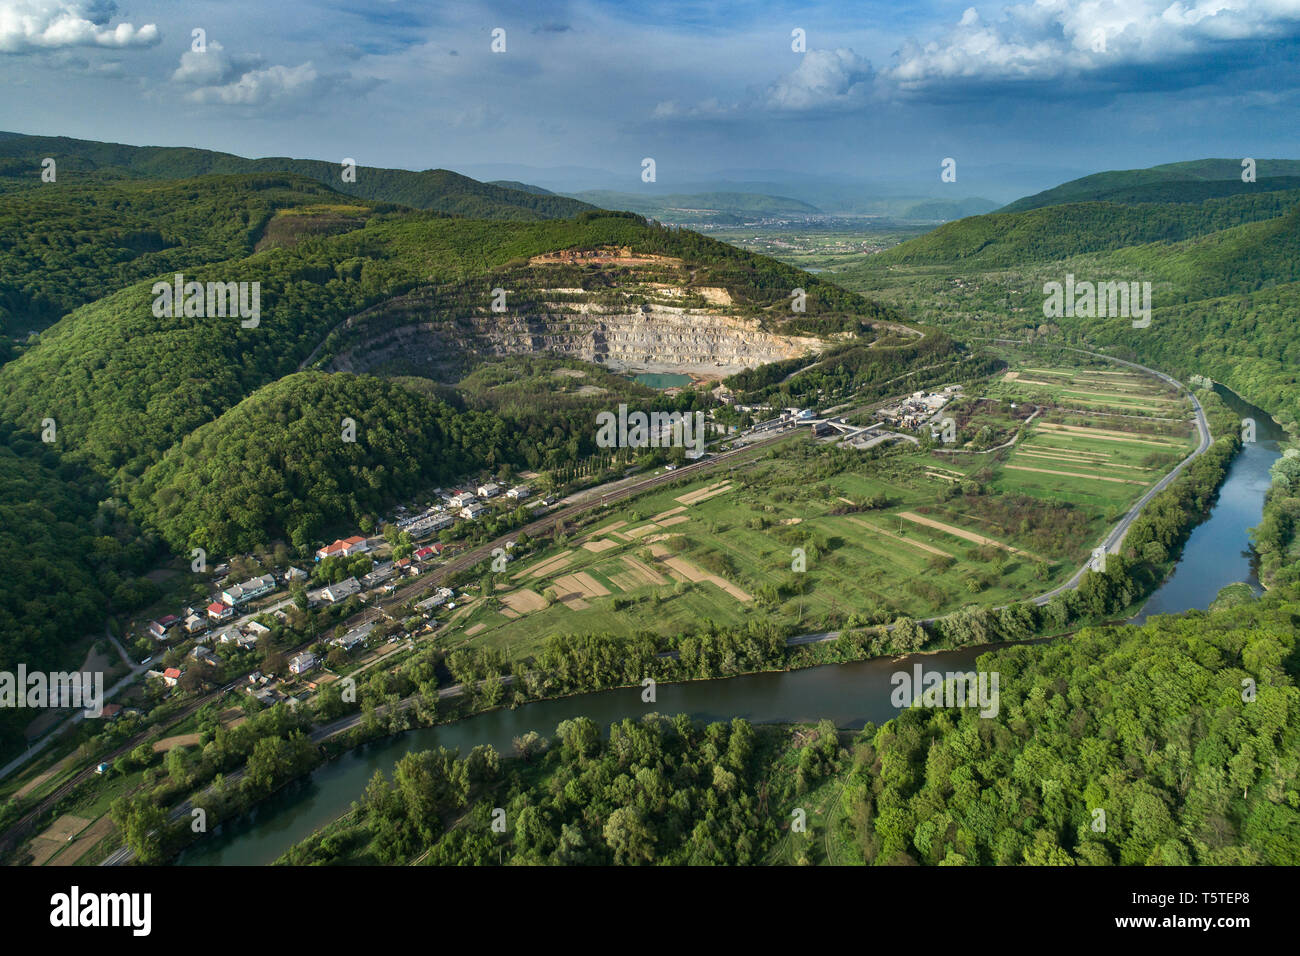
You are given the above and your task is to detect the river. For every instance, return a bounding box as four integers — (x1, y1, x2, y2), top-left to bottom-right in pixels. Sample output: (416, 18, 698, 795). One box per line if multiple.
(179, 386, 1283, 865)
(1131, 386, 1283, 623)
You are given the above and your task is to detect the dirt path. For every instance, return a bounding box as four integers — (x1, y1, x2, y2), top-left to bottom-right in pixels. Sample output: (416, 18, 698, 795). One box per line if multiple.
(896, 511, 1044, 561)
(1005, 464, 1146, 485)
(1036, 423, 1181, 447)
(846, 517, 953, 557)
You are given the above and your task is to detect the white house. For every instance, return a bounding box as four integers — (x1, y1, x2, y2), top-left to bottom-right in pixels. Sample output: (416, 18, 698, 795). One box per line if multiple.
(415, 587, 454, 613)
(289, 652, 318, 675)
(322, 577, 361, 603)
(477, 482, 502, 499)
(331, 621, 375, 650)
(222, 573, 276, 606)
(506, 484, 532, 500)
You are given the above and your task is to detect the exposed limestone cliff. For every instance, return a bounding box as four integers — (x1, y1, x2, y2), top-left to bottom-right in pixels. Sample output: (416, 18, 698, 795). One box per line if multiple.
(320, 295, 825, 378)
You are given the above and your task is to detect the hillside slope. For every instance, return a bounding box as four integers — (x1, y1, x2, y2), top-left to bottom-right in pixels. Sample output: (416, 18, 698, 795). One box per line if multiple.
(858, 188, 1300, 268)
(0, 173, 386, 339)
(0, 131, 595, 220)
(1002, 158, 1300, 212)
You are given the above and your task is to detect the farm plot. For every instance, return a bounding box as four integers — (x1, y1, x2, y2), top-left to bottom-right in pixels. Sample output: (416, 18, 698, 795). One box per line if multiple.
(442, 406, 1192, 659)
(994, 411, 1192, 515)
(988, 363, 1185, 417)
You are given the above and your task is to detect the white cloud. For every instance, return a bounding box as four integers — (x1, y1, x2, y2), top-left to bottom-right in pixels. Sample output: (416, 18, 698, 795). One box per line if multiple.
(653, 49, 876, 119)
(171, 40, 257, 87)
(887, 0, 1300, 89)
(0, 0, 158, 53)
(764, 48, 876, 110)
(186, 62, 320, 105)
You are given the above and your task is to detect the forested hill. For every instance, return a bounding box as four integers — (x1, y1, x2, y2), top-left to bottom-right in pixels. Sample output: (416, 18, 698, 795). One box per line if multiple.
(0, 209, 881, 483)
(0, 131, 595, 220)
(0, 173, 391, 340)
(862, 186, 1300, 267)
(1001, 158, 1300, 212)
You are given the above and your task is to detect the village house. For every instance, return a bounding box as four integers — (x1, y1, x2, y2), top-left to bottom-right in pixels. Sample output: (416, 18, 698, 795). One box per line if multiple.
(314, 535, 370, 561)
(147, 615, 180, 640)
(162, 667, 182, 688)
(505, 484, 532, 500)
(362, 562, 395, 588)
(221, 573, 276, 606)
(413, 543, 444, 562)
(285, 566, 307, 582)
(207, 601, 234, 622)
(183, 613, 207, 635)
(190, 645, 217, 667)
(460, 502, 486, 520)
(322, 577, 361, 603)
(448, 491, 478, 509)
(332, 621, 374, 650)
(477, 482, 502, 499)
(415, 587, 455, 613)
(250, 686, 279, 705)
(289, 652, 318, 675)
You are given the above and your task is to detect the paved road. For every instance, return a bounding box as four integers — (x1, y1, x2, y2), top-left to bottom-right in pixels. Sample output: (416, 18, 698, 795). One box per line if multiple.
(0, 622, 153, 784)
(100, 673, 518, 865)
(789, 348, 1212, 639)
(1026, 347, 1212, 605)
(346, 387, 925, 629)
(77, 351, 1213, 861)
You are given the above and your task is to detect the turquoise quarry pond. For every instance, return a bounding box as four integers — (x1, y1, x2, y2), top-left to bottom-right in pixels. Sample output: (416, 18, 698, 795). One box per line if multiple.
(631, 372, 693, 389)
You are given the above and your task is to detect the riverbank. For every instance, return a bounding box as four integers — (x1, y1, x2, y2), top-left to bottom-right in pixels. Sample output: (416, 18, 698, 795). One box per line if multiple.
(150, 371, 1250, 865)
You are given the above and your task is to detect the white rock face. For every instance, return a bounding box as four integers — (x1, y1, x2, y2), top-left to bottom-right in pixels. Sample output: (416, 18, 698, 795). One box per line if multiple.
(323, 297, 825, 377)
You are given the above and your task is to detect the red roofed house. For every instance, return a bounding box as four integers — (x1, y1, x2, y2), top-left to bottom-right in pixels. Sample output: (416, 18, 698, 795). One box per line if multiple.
(207, 601, 234, 621)
(162, 667, 182, 687)
(414, 543, 445, 561)
(315, 535, 371, 562)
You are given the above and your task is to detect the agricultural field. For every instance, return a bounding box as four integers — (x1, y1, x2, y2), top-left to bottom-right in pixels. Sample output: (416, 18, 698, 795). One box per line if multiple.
(983, 363, 1195, 516)
(987, 364, 1188, 419)
(710, 227, 926, 275)
(434, 357, 1195, 658)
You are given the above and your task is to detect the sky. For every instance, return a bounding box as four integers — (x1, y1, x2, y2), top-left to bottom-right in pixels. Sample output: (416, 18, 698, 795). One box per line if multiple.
(2, 0, 1299, 199)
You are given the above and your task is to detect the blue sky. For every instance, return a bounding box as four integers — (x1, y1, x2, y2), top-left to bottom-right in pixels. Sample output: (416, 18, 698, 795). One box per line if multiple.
(2, 0, 1299, 197)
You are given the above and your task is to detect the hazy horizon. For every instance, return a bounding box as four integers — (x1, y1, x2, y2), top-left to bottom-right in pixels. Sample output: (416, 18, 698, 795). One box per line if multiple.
(3, 1, 1297, 203)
